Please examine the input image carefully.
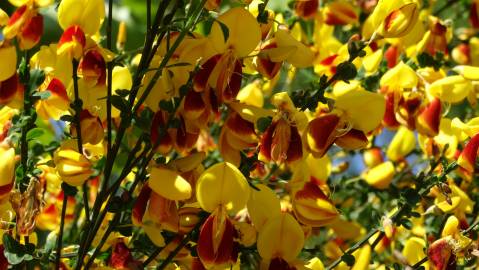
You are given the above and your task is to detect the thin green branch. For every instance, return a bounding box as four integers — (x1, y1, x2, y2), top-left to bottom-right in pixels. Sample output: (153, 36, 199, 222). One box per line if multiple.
(55, 193, 68, 270)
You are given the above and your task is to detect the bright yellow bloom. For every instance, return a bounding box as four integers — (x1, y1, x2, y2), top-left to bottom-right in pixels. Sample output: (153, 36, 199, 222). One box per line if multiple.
(57, 0, 105, 36)
(257, 213, 304, 264)
(196, 162, 250, 213)
(370, 0, 419, 38)
(53, 141, 93, 186)
(247, 184, 281, 231)
(427, 75, 473, 103)
(402, 237, 428, 269)
(149, 167, 192, 201)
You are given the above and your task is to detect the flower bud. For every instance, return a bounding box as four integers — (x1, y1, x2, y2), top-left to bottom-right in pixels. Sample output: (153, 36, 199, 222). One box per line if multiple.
(363, 147, 383, 168)
(374, 1, 419, 38)
(452, 44, 470, 65)
(178, 207, 201, 234)
(295, 0, 319, 20)
(362, 161, 395, 189)
(116, 21, 127, 51)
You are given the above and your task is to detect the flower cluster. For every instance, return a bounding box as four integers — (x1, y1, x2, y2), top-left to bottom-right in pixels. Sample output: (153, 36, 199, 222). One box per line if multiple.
(0, 0, 478, 269)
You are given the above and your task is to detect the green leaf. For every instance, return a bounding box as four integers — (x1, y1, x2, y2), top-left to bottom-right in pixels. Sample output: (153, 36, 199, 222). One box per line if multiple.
(216, 19, 229, 42)
(256, 117, 272, 133)
(26, 128, 45, 141)
(60, 115, 74, 123)
(335, 61, 357, 82)
(32, 90, 51, 100)
(341, 253, 355, 266)
(62, 182, 78, 196)
(111, 95, 129, 112)
(159, 100, 174, 112)
(400, 218, 413, 230)
(116, 89, 130, 98)
(402, 188, 421, 206)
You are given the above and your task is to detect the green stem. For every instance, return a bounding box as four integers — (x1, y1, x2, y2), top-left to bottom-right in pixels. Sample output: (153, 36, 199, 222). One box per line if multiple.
(55, 193, 68, 270)
(433, 0, 460, 16)
(19, 50, 33, 193)
(106, 0, 113, 153)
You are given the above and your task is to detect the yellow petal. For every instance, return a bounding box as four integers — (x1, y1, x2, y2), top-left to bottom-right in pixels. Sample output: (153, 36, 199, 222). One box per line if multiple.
(111, 66, 132, 118)
(247, 184, 281, 231)
(196, 162, 250, 213)
(441, 216, 459, 237)
(386, 126, 416, 161)
(237, 81, 264, 107)
(427, 75, 472, 103)
(334, 90, 386, 133)
(351, 245, 371, 270)
(362, 49, 383, 74)
(0, 147, 15, 187)
(257, 213, 304, 262)
(168, 152, 205, 173)
(142, 211, 166, 247)
(435, 196, 460, 213)
(0, 9, 8, 26)
(58, 0, 105, 35)
(0, 46, 17, 82)
(402, 237, 427, 267)
(209, 7, 261, 57)
(453, 65, 479, 81)
(380, 61, 418, 90)
(306, 257, 325, 270)
(149, 167, 192, 201)
(275, 29, 314, 68)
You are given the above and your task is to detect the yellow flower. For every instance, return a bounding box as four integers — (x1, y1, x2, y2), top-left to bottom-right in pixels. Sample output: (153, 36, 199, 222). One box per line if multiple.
(427, 75, 472, 103)
(196, 162, 250, 213)
(148, 166, 192, 201)
(370, 0, 420, 38)
(402, 237, 428, 268)
(291, 178, 339, 227)
(257, 213, 304, 264)
(53, 141, 93, 186)
(57, 0, 105, 36)
(247, 184, 281, 231)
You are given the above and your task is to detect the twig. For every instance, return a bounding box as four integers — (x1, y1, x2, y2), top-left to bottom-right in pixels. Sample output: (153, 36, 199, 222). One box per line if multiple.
(55, 193, 68, 270)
